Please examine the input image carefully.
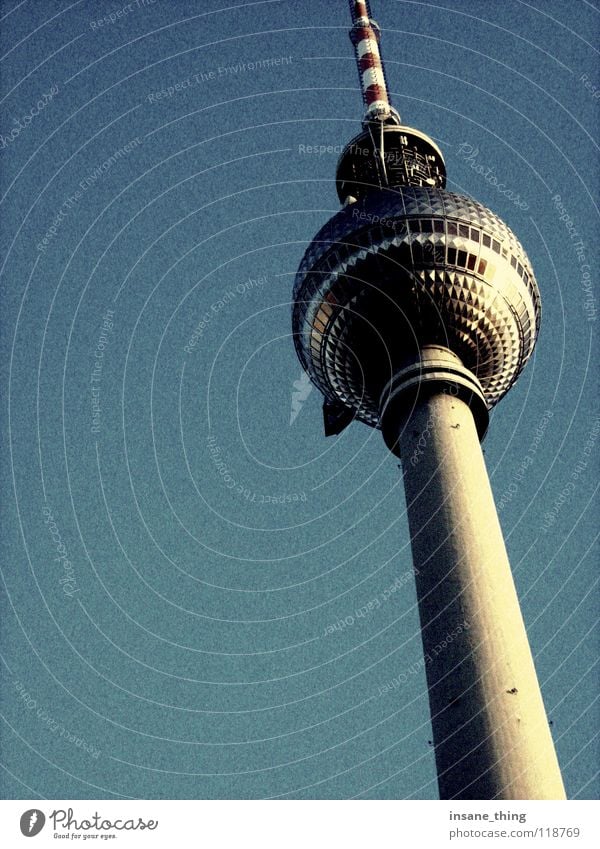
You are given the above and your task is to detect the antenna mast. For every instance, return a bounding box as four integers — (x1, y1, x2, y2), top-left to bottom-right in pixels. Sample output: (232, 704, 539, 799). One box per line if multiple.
(348, 0, 400, 125)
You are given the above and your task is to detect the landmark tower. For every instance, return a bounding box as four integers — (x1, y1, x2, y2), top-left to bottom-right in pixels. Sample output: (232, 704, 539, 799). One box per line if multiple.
(292, 0, 565, 799)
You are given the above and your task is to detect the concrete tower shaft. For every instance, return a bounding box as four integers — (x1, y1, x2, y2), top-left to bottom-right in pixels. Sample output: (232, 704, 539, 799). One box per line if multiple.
(388, 352, 565, 799)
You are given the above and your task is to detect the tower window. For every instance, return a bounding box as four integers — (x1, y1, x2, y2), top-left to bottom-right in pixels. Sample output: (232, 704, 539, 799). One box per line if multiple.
(482, 234, 491, 248)
(411, 243, 424, 263)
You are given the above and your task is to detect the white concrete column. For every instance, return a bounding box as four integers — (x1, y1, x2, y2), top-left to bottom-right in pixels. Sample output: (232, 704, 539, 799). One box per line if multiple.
(397, 390, 565, 799)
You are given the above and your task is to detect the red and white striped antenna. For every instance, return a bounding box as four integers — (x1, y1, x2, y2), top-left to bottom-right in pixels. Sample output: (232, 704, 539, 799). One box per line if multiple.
(348, 0, 401, 125)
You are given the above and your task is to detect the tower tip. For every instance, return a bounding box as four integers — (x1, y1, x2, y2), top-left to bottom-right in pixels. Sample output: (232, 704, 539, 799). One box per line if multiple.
(349, 0, 400, 125)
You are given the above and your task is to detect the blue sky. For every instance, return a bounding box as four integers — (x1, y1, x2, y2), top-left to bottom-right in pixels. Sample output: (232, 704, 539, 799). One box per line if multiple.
(0, 0, 598, 799)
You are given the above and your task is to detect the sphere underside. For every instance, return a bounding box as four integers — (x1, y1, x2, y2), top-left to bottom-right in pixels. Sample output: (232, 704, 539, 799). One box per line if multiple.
(292, 187, 540, 427)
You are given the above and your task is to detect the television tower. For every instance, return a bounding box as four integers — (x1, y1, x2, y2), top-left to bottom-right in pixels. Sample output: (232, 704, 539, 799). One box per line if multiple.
(292, 0, 565, 799)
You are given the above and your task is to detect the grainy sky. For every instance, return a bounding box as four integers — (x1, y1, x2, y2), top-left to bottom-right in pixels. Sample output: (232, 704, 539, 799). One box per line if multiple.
(0, 0, 598, 800)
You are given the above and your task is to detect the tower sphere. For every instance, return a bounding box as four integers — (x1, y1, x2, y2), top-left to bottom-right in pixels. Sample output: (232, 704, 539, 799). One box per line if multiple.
(292, 183, 541, 432)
